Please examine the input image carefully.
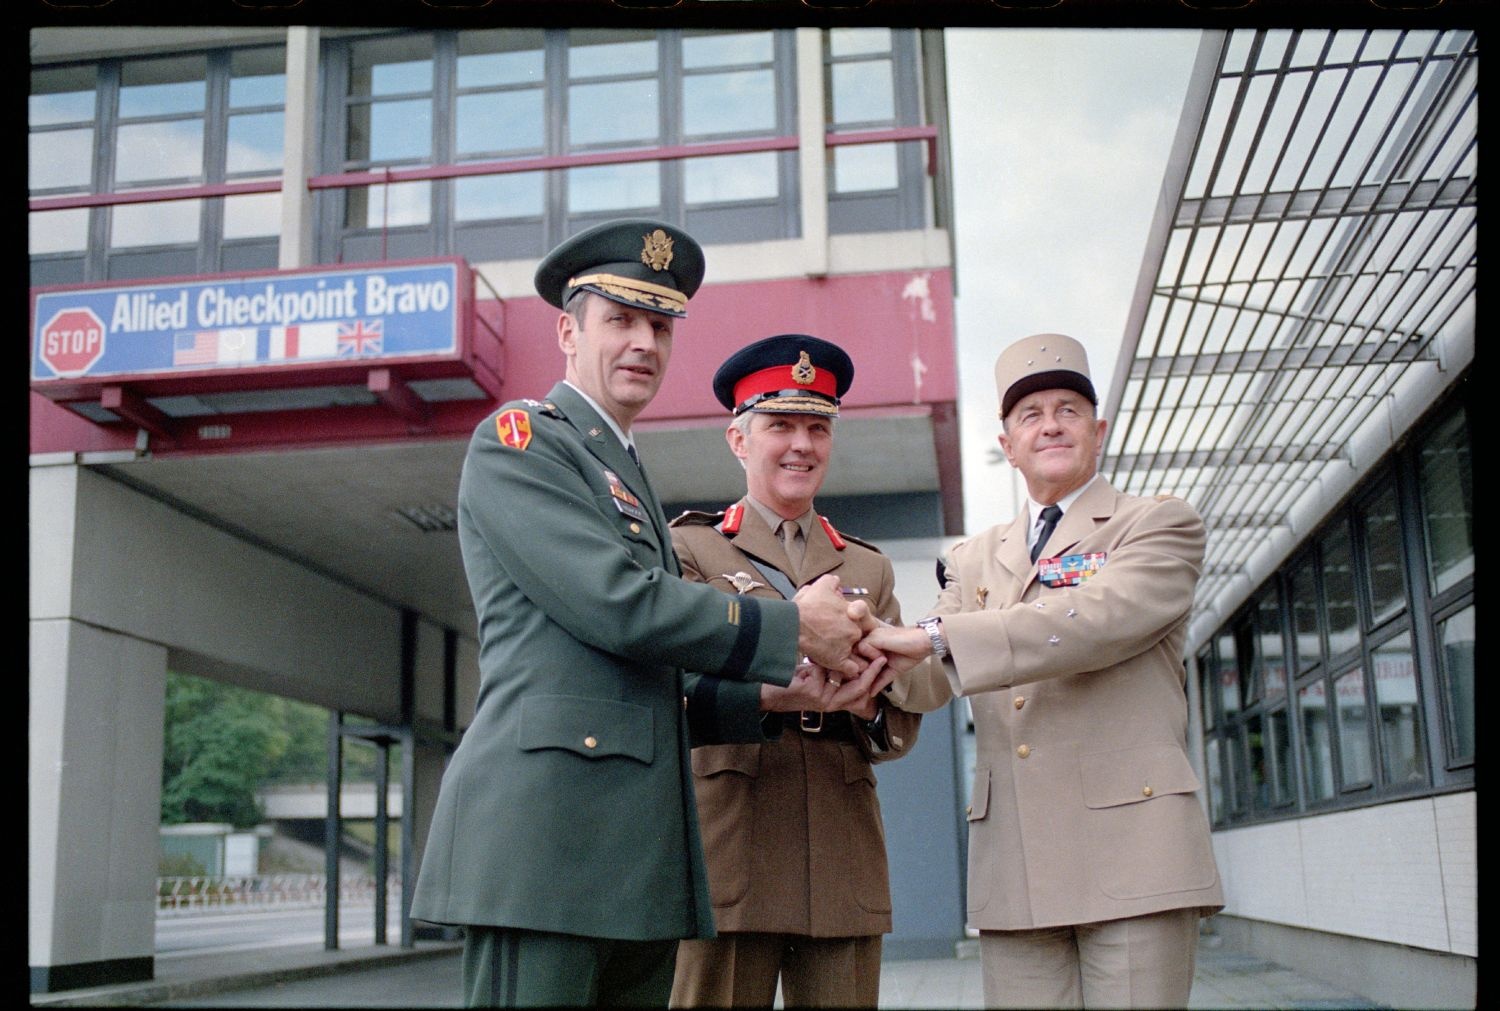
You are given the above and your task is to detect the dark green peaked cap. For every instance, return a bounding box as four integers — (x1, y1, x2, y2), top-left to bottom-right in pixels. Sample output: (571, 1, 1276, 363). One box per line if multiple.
(534, 218, 706, 319)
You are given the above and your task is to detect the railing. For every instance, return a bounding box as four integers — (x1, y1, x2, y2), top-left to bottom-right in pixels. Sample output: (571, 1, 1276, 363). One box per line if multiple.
(157, 873, 400, 915)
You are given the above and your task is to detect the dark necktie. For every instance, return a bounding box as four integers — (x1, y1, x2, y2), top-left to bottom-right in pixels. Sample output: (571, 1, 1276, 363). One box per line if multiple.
(627, 443, 642, 470)
(1030, 504, 1063, 564)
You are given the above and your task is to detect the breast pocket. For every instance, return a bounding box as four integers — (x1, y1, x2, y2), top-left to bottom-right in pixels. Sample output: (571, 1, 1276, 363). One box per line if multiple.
(517, 694, 654, 764)
(593, 492, 660, 561)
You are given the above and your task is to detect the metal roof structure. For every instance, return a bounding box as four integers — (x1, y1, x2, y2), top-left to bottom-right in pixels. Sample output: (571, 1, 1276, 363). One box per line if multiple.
(1103, 27, 1477, 648)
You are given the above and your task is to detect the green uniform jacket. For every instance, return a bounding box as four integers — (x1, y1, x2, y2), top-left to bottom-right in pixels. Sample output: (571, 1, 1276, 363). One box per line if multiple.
(411, 382, 801, 941)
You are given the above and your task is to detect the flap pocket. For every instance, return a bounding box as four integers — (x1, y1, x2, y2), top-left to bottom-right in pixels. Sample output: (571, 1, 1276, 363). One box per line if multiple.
(967, 765, 991, 821)
(691, 744, 761, 778)
(1080, 743, 1201, 809)
(840, 743, 877, 786)
(518, 694, 653, 764)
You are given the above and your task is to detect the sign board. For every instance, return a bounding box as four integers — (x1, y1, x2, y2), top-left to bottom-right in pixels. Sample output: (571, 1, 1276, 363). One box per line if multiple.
(31, 261, 464, 383)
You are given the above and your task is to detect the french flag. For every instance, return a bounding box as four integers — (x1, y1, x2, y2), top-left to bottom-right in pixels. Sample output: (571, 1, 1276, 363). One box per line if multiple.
(264, 322, 342, 361)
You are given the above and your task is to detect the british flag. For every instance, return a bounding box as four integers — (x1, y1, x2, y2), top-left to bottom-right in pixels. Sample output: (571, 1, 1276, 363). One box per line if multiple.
(337, 319, 384, 357)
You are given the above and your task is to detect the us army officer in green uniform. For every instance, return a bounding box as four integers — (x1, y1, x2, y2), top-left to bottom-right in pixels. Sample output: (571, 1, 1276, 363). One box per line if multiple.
(410, 220, 879, 1008)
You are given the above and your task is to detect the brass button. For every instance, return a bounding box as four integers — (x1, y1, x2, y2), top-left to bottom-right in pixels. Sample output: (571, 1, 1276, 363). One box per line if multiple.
(1013, 696, 1026, 710)
(966, 804, 972, 815)
(584, 735, 598, 749)
(630, 522, 642, 534)
(1017, 744, 1030, 759)
(1142, 785, 1153, 797)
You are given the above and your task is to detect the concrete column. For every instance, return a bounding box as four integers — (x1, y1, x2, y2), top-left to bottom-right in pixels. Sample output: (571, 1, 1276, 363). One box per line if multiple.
(30, 463, 168, 992)
(279, 26, 321, 269)
(795, 27, 829, 278)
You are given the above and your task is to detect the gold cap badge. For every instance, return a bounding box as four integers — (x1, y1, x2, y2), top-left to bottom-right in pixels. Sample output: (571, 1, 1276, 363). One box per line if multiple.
(641, 229, 675, 271)
(792, 350, 816, 385)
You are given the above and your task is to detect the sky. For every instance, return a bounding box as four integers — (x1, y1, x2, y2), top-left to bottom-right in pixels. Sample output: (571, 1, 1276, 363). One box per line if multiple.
(943, 28, 1203, 535)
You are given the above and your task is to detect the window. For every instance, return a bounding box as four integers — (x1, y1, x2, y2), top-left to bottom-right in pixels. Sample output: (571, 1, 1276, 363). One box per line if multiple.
(29, 46, 286, 285)
(1199, 385, 1472, 826)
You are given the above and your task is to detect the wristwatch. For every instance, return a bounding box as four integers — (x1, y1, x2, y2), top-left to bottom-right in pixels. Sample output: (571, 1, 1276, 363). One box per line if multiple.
(916, 616, 949, 659)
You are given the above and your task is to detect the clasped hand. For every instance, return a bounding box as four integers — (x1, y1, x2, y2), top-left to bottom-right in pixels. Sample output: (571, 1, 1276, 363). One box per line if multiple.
(787, 574, 918, 718)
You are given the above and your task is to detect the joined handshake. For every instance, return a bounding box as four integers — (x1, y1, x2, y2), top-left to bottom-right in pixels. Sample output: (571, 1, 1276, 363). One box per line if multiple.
(781, 574, 932, 719)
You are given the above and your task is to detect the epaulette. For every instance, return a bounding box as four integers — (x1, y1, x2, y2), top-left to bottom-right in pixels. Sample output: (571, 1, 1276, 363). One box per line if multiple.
(521, 398, 565, 419)
(669, 509, 725, 529)
(1154, 493, 1179, 501)
(837, 528, 885, 554)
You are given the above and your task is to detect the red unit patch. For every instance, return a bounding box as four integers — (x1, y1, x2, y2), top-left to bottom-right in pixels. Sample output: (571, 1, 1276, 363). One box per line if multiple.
(496, 409, 532, 451)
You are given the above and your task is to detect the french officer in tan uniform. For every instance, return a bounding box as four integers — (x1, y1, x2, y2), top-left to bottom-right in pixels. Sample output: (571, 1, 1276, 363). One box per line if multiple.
(669, 334, 922, 1008)
(865, 333, 1223, 1008)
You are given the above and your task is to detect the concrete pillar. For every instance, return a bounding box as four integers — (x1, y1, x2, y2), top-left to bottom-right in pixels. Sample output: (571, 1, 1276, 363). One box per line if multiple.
(279, 26, 321, 269)
(795, 27, 830, 278)
(30, 463, 168, 992)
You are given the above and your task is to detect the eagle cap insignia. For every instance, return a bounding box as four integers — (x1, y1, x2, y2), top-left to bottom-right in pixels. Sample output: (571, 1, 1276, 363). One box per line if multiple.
(792, 350, 816, 385)
(641, 229, 674, 271)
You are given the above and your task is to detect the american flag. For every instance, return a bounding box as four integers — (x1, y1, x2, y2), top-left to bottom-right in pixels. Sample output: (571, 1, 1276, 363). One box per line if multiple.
(337, 319, 384, 357)
(174, 331, 219, 366)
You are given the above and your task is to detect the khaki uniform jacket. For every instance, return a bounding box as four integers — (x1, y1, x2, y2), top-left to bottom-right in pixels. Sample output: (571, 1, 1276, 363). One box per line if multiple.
(411, 383, 802, 942)
(889, 478, 1224, 930)
(670, 501, 921, 937)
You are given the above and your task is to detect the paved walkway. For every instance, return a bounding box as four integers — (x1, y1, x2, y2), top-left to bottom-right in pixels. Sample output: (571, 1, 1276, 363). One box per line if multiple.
(30, 934, 1385, 1008)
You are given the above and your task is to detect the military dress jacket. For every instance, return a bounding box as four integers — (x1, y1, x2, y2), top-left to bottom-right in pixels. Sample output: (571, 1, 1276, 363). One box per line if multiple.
(888, 477, 1224, 931)
(410, 382, 803, 943)
(670, 501, 921, 938)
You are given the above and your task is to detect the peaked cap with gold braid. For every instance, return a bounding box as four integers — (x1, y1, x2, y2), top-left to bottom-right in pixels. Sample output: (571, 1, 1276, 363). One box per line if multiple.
(712, 333, 854, 418)
(533, 217, 706, 319)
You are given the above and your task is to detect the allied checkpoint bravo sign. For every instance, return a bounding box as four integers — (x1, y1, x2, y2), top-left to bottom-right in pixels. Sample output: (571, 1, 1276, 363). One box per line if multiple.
(32, 260, 465, 383)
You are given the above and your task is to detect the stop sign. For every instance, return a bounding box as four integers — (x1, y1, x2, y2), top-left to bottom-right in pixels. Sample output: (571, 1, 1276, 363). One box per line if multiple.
(38, 307, 107, 377)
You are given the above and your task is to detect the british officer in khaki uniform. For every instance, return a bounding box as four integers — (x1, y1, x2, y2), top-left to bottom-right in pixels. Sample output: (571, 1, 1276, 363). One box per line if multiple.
(668, 335, 922, 1008)
(865, 333, 1223, 1008)
(410, 222, 877, 1008)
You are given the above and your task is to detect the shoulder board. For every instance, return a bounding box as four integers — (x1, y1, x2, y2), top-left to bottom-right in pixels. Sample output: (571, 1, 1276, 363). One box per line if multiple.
(838, 530, 885, 554)
(1154, 493, 1180, 502)
(719, 502, 746, 534)
(669, 509, 726, 529)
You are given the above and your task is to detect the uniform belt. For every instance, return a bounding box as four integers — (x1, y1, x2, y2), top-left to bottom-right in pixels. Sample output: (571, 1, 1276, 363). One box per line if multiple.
(784, 710, 858, 742)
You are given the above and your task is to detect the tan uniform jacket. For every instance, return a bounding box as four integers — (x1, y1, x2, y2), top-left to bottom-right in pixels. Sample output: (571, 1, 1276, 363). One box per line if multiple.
(671, 501, 921, 937)
(889, 478, 1224, 930)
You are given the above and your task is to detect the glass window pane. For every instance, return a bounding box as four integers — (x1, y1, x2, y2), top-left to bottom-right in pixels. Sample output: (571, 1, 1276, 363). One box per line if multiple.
(229, 48, 286, 107)
(1419, 408, 1473, 595)
(1322, 522, 1359, 657)
(458, 30, 544, 87)
(345, 180, 431, 229)
(1299, 680, 1335, 801)
(1246, 712, 1267, 810)
(1236, 620, 1260, 704)
(29, 208, 90, 255)
(1290, 557, 1321, 671)
(1198, 651, 1216, 729)
(1334, 667, 1373, 787)
(30, 128, 95, 191)
(1216, 631, 1240, 718)
(30, 65, 97, 125)
(1372, 634, 1425, 787)
(1438, 605, 1475, 765)
(831, 61, 895, 124)
(683, 69, 775, 136)
(683, 30, 774, 68)
(368, 99, 432, 162)
(349, 36, 433, 97)
(454, 171, 545, 221)
(223, 191, 280, 240)
(118, 56, 207, 117)
(567, 162, 659, 214)
(684, 151, 778, 204)
(115, 120, 204, 184)
(226, 111, 284, 175)
(1205, 736, 1225, 823)
(1259, 593, 1288, 699)
(111, 199, 200, 247)
(568, 30, 658, 77)
(569, 80, 660, 146)
(832, 143, 898, 193)
(830, 27, 892, 57)
(1267, 706, 1294, 805)
(1362, 482, 1408, 626)
(456, 91, 544, 156)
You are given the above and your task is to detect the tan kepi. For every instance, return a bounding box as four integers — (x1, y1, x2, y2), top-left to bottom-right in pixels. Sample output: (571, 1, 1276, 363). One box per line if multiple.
(992, 332, 1098, 418)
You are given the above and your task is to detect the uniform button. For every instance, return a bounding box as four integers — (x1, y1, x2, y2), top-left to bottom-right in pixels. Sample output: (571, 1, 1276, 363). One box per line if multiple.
(630, 522, 641, 534)
(966, 804, 972, 815)
(1013, 696, 1026, 710)
(584, 736, 598, 749)
(1142, 785, 1153, 797)
(1017, 744, 1031, 759)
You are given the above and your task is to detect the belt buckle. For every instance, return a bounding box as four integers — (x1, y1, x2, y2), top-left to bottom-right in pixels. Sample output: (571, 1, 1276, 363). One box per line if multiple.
(799, 710, 824, 733)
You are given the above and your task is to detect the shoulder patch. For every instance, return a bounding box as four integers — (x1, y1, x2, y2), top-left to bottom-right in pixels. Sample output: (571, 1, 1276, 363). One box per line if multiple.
(669, 509, 726, 529)
(495, 409, 532, 451)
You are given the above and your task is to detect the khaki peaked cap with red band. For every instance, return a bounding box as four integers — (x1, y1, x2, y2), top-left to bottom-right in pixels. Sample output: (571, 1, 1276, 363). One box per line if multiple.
(533, 217, 706, 319)
(713, 334, 854, 417)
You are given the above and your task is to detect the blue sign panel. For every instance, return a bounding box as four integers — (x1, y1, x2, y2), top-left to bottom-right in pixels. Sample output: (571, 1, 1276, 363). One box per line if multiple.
(32, 262, 462, 381)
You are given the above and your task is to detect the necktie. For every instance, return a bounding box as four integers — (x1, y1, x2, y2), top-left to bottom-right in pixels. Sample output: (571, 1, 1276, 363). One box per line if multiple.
(779, 520, 803, 571)
(1030, 504, 1063, 564)
(627, 443, 642, 470)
